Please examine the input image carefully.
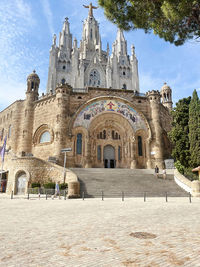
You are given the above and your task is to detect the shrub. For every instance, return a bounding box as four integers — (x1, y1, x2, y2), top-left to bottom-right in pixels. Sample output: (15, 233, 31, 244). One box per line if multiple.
(59, 183, 68, 190)
(184, 168, 198, 181)
(174, 160, 185, 174)
(31, 182, 41, 188)
(43, 182, 55, 189)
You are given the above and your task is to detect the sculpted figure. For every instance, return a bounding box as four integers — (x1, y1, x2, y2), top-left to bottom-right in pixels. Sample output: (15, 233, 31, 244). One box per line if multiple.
(83, 3, 98, 17)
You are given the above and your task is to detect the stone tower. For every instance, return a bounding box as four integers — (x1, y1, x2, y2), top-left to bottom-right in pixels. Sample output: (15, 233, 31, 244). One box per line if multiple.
(20, 71, 40, 154)
(146, 90, 164, 168)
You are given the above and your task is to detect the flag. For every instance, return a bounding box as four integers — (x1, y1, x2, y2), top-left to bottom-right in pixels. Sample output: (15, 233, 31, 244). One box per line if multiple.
(0, 136, 7, 162)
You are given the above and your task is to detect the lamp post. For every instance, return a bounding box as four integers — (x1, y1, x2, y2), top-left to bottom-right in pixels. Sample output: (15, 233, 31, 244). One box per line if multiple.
(61, 148, 72, 183)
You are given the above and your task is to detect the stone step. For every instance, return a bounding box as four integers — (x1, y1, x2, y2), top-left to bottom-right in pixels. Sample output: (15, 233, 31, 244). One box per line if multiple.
(70, 168, 187, 197)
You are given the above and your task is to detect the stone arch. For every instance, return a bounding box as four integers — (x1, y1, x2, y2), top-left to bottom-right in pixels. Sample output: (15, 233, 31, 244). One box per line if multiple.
(70, 96, 151, 140)
(14, 169, 30, 195)
(33, 124, 54, 146)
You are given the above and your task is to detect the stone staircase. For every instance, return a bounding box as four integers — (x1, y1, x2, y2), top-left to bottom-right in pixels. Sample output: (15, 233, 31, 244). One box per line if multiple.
(70, 168, 188, 197)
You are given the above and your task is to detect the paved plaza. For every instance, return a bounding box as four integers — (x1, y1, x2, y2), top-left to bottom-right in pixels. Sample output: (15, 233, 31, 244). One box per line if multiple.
(0, 196, 200, 267)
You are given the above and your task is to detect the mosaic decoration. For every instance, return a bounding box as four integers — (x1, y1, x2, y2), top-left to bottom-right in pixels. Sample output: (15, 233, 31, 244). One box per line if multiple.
(73, 99, 148, 132)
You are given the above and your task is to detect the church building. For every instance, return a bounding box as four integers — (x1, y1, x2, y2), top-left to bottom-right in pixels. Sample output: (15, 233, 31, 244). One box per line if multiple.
(0, 4, 173, 194)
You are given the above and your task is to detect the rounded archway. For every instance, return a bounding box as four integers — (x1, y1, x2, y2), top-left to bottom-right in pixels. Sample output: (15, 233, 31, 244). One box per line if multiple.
(104, 145, 115, 168)
(16, 171, 27, 195)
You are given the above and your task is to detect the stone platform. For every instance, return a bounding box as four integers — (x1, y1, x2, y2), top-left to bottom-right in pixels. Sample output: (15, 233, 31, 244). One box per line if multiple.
(0, 197, 200, 266)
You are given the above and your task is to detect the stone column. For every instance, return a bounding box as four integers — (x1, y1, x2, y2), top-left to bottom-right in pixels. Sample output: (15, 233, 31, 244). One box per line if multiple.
(54, 84, 71, 164)
(20, 92, 35, 154)
(146, 138, 152, 169)
(147, 90, 164, 169)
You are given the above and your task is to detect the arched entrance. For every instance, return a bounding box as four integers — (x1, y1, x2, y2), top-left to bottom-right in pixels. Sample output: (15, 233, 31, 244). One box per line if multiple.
(16, 172, 27, 195)
(104, 145, 115, 168)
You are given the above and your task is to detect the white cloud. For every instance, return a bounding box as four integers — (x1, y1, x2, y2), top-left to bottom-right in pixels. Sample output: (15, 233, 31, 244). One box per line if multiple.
(40, 0, 54, 36)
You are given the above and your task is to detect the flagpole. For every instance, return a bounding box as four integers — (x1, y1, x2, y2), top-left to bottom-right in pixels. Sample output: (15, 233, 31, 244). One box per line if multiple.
(0, 161, 3, 192)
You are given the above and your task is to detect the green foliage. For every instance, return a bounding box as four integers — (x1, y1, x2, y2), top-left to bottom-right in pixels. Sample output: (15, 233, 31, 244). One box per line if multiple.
(184, 167, 199, 181)
(189, 89, 200, 166)
(174, 160, 185, 174)
(43, 182, 55, 189)
(59, 183, 68, 190)
(31, 182, 41, 188)
(98, 0, 200, 45)
(168, 97, 191, 167)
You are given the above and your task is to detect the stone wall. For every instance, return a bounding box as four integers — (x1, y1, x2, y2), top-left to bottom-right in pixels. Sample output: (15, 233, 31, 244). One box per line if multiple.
(3, 152, 79, 197)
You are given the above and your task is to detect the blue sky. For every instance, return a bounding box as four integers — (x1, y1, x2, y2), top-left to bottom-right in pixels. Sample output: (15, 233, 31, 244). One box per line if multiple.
(0, 0, 200, 111)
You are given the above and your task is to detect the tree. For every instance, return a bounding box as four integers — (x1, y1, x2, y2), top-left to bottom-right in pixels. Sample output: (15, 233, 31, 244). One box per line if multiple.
(98, 0, 200, 45)
(168, 97, 191, 167)
(189, 89, 200, 166)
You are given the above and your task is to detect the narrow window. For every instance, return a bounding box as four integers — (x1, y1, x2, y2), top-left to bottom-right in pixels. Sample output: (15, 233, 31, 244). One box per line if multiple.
(8, 125, 12, 138)
(103, 130, 106, 139)
(112, 130, 115, 139)
(118, 146, 121, 161)
(61, 78, 65, 84)
(138, 136, 143, 156)
(122, 84, 127, 90)
(1, 128, 4, 141)
(76, 133, 82, 155)
(100, 132, 102, 139)
(97, 145, 101, 161)
(90, 29, 93, 39)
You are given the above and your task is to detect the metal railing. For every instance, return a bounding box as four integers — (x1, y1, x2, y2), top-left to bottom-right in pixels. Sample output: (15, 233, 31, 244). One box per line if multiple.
(26, 188, 68, 200)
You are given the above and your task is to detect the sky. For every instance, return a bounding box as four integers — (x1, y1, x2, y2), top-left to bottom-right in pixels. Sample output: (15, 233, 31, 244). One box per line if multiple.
(0, 0, 200, 111)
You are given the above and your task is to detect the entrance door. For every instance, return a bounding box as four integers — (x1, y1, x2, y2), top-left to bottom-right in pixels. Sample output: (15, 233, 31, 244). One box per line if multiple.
(17, 173, 27, 195)
(104, 145, 115, 168)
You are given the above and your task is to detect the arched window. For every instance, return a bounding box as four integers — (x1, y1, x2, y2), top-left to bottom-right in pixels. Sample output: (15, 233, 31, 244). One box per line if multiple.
(89, 69, 100, 87)
(40, 131, 51, 143)
(100, 132, 102, 139)
(97, 145, 101, 161)
(61, 78, 65, 84)
(8, 125, 12, 138)
(122, 84, 127, 90)
(90, 29, 93, 39)
(76, 133, 82, 155)
(103, 130, 106, 139)
(112, 130, 115, 139)
(138, 136, 143, 156)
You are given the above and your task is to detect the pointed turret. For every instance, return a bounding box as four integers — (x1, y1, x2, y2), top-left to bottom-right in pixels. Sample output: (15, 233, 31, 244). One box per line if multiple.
(58, 17, 72, 60)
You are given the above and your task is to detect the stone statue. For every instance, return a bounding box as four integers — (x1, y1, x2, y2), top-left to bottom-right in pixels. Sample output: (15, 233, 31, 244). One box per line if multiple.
(53, 34, 56, 46)
(83, 3, 98, 17)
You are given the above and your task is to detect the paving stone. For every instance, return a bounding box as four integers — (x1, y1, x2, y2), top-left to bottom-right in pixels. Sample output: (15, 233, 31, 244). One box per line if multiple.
(0, 197, 200, 266)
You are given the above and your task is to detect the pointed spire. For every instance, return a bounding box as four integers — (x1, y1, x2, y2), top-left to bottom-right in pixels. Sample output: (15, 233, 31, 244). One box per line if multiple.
(107, 42, 110, 56)
(73, 37, 77, 49)
(52, 34, 56, 46)
(62, 17, 70, 34)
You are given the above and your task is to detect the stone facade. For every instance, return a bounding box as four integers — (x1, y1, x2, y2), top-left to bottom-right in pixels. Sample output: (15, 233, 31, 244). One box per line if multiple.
(0, 7, 173, 194)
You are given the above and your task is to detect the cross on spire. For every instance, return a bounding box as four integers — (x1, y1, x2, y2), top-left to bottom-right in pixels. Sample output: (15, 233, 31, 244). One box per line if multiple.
(83, 3, 98, 17)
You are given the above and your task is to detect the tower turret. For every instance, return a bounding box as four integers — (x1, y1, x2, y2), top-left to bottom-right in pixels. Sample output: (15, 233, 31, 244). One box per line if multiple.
(27, 70, 40, 100)
(146, 90, 164, 168)
(160, 83, 173, 111)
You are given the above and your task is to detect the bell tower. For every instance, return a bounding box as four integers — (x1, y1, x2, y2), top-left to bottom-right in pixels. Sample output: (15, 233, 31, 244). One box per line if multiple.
(160, 83, 173, 111)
